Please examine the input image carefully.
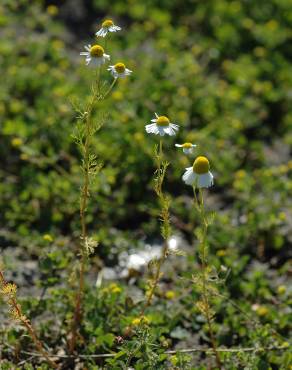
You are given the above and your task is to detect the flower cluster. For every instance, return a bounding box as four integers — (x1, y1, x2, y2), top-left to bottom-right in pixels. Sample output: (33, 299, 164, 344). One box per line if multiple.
(73, 18, 133, 355)
(145, 113, 214, 188)
(80, 19, 132, 79)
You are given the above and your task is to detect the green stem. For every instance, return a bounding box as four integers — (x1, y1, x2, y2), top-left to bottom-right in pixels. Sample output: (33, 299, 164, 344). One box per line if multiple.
(103, 78, 117, 99)
(141, 237, 168, 315)
(141, 140, 170, 315)
(193, 187, 222, 369)
(0, 271, 59, 369)
(96, 67, 102, 95)
(98, 39, 108, 93)
(68, 69, 100, 354)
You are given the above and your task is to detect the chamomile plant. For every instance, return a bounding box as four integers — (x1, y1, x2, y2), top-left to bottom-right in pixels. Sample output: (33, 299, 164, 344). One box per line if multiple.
(108, 62, 132, 78)
(80, 44, 110, 66)
(96, 19, 121, 38)
(140, 114, 179, 315)
(175, 142, 197, 154)
(183, 156, 214, 188)
(182, 154, 222, 368)
(145, 113, 179, 137)
(68, 18, 133, 354)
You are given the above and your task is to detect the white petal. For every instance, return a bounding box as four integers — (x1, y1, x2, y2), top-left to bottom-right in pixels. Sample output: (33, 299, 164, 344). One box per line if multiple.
(145, 123, 160, 135)
(197, 172, 214, 188)
(158, 127, 166, 136)
(96, 28, 107, 37)
(164, 127, 176, 136)
(182, 168, 197, 185)
(109, 25, 121, 32)
(175, 144, 183, 147)
(164, 123, 179, 136)
(169, 123, 179, 129)
(154, 112, 159, 118)
(110, 70, 119, 78)
(183, 148, 193, 154)
(80, 52, 89, 56)
(90, 57, 105, 67)
(113, 69, 133, 78)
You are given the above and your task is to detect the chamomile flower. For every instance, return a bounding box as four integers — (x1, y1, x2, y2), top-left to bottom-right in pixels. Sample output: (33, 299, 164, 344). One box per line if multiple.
(80, 44, 110, 67)
(108, 62, 132, 78)
(182, 156, 214, 188)
(175, 142, 197, 154)
(145, 113, 179, 136)
(96, 19, 121, 37)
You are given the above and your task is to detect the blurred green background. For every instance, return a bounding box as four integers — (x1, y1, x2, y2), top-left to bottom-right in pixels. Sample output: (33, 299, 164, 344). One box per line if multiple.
(0, 0, 291, 367)
(1, 0, 291, 262)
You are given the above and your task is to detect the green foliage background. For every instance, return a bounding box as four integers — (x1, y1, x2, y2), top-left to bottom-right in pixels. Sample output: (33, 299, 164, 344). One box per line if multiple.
(0, 0, 291, 368)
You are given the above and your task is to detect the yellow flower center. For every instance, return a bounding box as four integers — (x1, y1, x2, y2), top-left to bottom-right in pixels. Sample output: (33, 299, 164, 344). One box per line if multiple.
(156, 116, 170, 126)
(102, 19, 114, 28)
(114, 62, 126, 73)
(193, 156, 210, 174)
(182, 142, 192, 148)
(90, 45, 104, 58)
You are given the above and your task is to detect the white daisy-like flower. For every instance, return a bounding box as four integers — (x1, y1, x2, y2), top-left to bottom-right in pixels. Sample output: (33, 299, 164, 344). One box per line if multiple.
(175, 142, 197, 154)
(145, 113, 179, 136)
(182, 156, 214, 188)
(108, 62, 132, 78)
(80, 44, 110, 67)
(96, 19, 121, 37)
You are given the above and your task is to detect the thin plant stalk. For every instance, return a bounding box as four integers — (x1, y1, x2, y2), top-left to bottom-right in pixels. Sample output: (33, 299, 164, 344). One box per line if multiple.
(0, 271, 59, 369)
(68, 68, 118, 353)
(193, 187, 222, 369)
(68, 69, 101, 354)
(141, 238, 168, 315)
(103, 77, 117, 99)
(141, 140, 171, 315)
